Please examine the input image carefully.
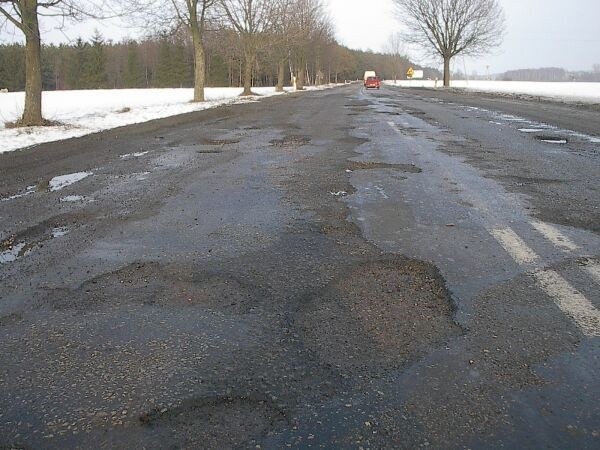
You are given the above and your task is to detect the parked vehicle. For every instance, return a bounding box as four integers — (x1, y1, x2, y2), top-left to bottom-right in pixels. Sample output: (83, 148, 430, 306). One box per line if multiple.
(364, 76, 381, 90)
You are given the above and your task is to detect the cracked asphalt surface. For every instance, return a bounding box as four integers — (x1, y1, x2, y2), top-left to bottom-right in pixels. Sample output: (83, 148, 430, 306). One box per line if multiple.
(1, 84, 599, 448)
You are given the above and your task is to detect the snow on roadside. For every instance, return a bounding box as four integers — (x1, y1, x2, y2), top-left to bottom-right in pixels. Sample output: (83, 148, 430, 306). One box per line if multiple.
(0, 85, 341, 154)
(384, 80, 600, 104)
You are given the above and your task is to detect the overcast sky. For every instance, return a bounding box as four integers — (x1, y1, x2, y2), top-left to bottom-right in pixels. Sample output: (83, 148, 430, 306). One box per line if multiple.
(1, 0, 599, 74)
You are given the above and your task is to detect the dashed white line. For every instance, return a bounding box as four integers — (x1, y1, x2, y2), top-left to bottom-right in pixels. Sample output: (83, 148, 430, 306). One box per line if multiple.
(531, 221, 580, 252)
(387, 112, 598, 336)
(534, 269, 600, 337)
(489, 228, 539, 265)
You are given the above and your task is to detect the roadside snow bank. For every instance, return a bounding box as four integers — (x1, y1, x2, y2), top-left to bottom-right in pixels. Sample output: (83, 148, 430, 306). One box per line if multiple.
(0, 84, 340, 153)
(384, 80, 600, 104)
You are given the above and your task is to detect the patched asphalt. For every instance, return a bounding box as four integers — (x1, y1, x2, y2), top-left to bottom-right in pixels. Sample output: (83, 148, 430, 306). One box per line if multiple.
(0, 85, 598, 448)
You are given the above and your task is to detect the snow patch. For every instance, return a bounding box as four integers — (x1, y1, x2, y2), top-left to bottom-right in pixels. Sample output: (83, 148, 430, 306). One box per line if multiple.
(0, 84, 343, 153)
(49, 171, 92, 191)
(385, 80, 600, 104)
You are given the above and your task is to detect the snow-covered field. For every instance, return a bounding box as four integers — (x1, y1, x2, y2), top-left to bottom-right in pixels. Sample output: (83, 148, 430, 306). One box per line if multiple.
(385, 80, 600, 104)
(0, 85, 338, 153)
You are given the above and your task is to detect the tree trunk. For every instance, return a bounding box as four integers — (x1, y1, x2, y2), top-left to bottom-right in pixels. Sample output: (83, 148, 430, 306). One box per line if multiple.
(296, 58, 305, 90)
(192, 34, 206, 102)
(443, 56, 451, 87)
(21, 1, 44, 126)
(242, 51, 254, 96)
(276, 59, 285, 92)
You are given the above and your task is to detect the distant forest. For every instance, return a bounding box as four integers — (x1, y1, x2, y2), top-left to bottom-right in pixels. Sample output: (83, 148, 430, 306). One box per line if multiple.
(459, 66, 600, 82)
(497, 67, 600, 82)
(0, 30, 438, 92)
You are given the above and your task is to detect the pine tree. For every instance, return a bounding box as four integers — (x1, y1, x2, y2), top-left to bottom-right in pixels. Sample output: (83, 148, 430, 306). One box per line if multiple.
(123, 43, 144, 88)
(208, 54, 228, 87)
(0, 44, 26, 91)
(66, 38, 87, 89)
(82, 30, 108, 89)
(156, 37, 173, 88)
(170, 39, 190, 88)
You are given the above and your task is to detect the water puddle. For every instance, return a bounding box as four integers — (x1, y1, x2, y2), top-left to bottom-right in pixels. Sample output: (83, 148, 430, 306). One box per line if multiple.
(0, 243, 29, 264)
(519, 128, 547, 133)
(1, 226, 71, 265)
(1, 185, 36, 202)
(48, 172, 93, 191)
(536, 136, 568, 144)
(491, 112, 598, 144)
(52, 227, 70, 238)
(120, 151, 149, 159)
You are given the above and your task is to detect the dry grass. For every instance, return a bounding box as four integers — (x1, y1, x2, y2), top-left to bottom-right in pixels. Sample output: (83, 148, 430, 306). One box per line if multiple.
(4, 118, 64, 129)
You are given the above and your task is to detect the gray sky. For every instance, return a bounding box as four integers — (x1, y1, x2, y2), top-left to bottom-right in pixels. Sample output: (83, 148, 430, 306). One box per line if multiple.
(1, 0, 599, 74)
(327, 0, 600, 74)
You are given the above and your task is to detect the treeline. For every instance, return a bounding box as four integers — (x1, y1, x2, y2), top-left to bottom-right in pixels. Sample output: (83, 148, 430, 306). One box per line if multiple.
(0, 30, 422, 92)
(498, 67, 600, 83)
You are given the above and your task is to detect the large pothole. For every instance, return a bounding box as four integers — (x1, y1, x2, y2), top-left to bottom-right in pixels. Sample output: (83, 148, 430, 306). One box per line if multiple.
(42, 262, 268, 313)
(299, 257, 462, 371)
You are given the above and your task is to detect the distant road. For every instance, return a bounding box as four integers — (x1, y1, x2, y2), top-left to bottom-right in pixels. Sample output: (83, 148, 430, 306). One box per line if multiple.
(1, 84, 598, 448)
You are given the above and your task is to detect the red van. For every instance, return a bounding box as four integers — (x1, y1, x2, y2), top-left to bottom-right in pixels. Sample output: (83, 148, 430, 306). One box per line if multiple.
(365, 76, 381, 89)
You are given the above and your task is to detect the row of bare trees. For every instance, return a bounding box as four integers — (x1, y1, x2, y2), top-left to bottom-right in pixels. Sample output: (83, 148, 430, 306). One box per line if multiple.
(0, 0, 332, 126)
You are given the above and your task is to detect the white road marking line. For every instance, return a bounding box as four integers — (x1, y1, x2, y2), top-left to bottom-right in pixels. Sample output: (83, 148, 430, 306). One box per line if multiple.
(531, 221, 580, 252)
(584, 260, 600, 284)
(534, 269, 600, 337)
(489, 228, 539, 265)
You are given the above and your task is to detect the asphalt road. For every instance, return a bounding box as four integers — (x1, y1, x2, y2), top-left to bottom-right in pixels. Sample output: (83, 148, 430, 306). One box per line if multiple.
(1, 84, 599, 449)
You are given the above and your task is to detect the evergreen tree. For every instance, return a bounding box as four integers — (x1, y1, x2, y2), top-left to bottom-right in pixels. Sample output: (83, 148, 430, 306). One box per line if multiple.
(82, 30, 108, 89)
(171, 39, 190, 88)
(66, 38, 88, 89)
(41, 46, 56, 90)
(0, 44, 26, 91)
(156, 37, 174, 88)
(208, 54, 228, 87)
(123, 43, 144, 88)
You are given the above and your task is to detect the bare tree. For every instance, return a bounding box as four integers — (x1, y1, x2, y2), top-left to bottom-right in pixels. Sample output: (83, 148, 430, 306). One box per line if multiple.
(392, 0, 505, 86)
(270, 0, 295, 92)
(288, 0, 329, 90)
(384, 32, 409, 82)
(0, 1, 120, 126)
(131, 0, 216, 102)
(219, 0, 279, 96)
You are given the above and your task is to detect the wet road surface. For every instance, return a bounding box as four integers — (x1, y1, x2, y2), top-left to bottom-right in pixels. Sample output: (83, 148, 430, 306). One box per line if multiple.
(1, 84, 599, 448)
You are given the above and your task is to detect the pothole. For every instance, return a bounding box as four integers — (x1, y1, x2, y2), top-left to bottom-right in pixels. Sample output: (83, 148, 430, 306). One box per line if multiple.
(120, 151, 149, 159)
(1, 223, 72, 264)
(348, 161, 422, 173)
(518, 128, 547, 133)
(300, 257, 462, 370)
(36, 171, 93, 193)
(270, 135, 311, 148)
(0, 185, 37, 202)
(535, 136, 568, 144)
(196, 149, 224, 154)
(44, 262, 267, 312)
(139, 394, 287, 447)
(199, 138, 240, 146)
